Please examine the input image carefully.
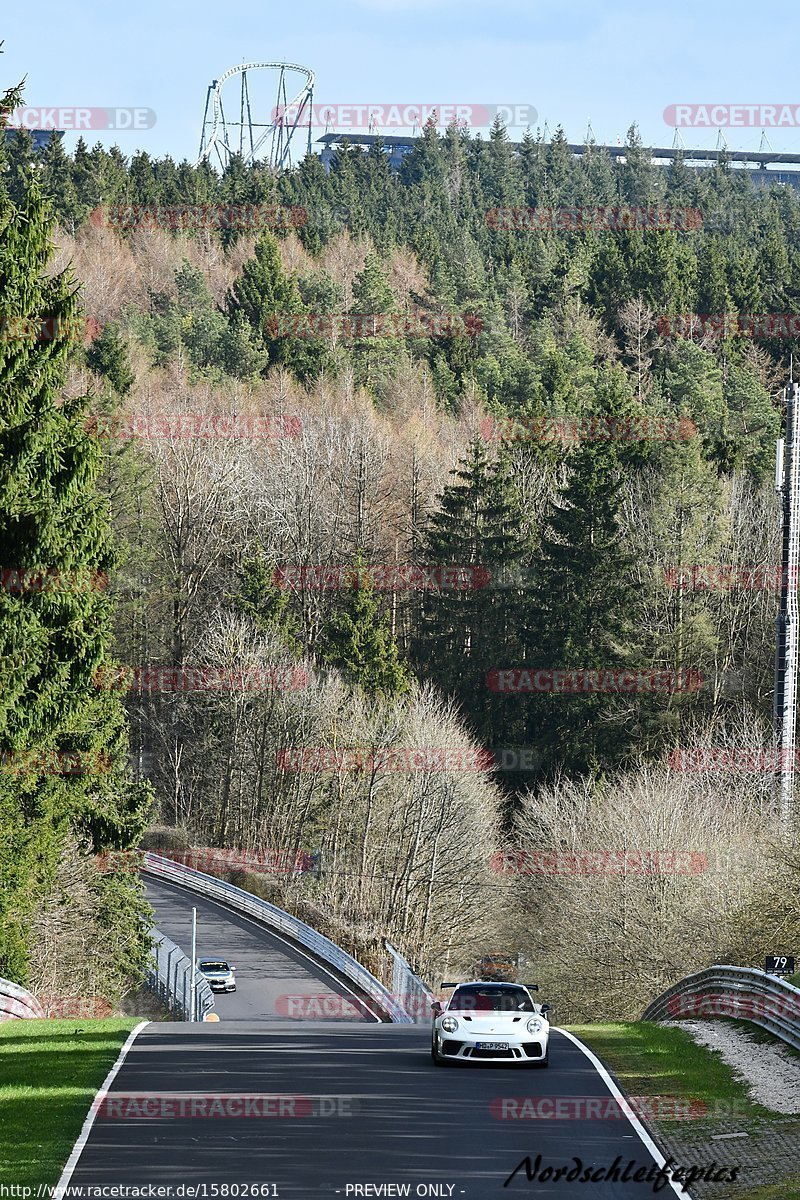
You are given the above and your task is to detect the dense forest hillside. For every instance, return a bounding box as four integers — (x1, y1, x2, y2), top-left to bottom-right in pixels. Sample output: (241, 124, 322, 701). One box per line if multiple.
(2, 108, 799, 1018)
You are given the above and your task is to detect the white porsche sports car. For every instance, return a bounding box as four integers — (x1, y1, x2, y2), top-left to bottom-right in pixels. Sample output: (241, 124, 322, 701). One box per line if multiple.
(430, 981, 550, 1066)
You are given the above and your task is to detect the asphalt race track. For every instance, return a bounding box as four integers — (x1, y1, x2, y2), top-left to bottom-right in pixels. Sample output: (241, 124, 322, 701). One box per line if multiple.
(67, 879, 691, 1198)
(144, 876, 384, 1021)
(65, 1023, 689, 1199)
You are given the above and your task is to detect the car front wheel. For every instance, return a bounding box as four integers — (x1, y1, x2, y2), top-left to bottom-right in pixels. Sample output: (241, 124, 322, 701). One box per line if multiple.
(431, 1033, 445, 1066)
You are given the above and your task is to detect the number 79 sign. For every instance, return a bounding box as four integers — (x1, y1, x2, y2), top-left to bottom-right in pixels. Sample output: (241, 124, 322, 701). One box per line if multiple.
(765, 955, 795, 975)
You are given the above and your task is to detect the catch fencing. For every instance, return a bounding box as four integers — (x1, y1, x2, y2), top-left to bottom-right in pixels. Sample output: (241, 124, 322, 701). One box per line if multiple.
(147, 926, 215, 1021)
(385, 940, 436, 1023)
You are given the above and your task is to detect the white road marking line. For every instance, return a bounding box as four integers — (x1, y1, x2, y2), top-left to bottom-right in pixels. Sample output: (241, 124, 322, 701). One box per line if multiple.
(556, 1028, 691, 1199)
(54, 1021, 150, 1193)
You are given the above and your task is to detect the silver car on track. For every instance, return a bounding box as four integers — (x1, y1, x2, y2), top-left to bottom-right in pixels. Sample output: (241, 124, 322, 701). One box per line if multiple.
(198, 958, 237, 992)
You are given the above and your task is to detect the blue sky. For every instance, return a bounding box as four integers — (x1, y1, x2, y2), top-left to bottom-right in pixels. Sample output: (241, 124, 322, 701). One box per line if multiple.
(3, 0, 800, 163)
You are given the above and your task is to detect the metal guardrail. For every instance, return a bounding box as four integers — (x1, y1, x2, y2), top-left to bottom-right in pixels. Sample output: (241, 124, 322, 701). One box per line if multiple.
(642, 965, 800, 1052)
(147, 925, 215, 1021)
(0, 978, 45, 1020)
(143, 852, 414, 1023)
(385, 940, 435, 1023)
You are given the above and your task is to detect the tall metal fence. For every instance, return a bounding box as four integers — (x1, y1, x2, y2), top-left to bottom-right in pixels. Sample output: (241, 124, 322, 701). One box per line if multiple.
(642, 964, 800, 1052)
(0, 978, 45, 1020)
(143, 852, 414, 1022)
(147, 927, 215, 1021)
(385, 940, 435, 1023)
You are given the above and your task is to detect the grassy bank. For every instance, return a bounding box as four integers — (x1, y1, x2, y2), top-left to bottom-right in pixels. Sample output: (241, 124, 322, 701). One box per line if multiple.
(0, 1018, 141, 1186)
(570, 1022, 800, 1199)
(730, 1182, 800, 1199)
(567, 1021, 772, 1124)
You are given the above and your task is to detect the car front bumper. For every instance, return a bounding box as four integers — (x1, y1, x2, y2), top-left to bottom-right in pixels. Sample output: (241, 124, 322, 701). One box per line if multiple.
(434, 1031, 547, 1063)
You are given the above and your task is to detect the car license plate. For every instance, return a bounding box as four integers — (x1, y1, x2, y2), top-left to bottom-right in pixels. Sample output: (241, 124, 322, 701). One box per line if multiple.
(476, 1041, 508, 1050)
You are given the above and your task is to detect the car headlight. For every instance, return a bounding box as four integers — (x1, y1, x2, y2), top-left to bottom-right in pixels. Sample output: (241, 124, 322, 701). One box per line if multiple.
(526, 1018, 542, 1034)
(441, 1016, 458, 1033)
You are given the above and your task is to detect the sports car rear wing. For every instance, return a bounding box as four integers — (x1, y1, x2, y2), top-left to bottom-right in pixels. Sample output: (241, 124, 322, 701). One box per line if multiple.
(440, 981, 539, 990)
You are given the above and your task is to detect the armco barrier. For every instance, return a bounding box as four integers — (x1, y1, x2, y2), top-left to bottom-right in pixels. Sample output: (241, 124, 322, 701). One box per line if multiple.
(148, 926, 215, 1021)
(0, 978, 45, 1020)
(642, 965, 800, 1052)
(143, 852, 414, 1022)
(385, 940, 435, 1023)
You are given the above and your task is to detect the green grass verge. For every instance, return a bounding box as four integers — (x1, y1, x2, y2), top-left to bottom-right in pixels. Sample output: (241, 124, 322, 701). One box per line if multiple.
(729, 1179, 800, 1199)
(0, 1018, 140, 1186)
(568, 1023, 800, 1197)
(567, 1022, 774, 1125)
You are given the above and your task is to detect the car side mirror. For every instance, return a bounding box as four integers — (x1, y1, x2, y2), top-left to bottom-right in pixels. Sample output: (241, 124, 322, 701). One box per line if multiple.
(230, 966, 236, 972)
(431, 1001, 443, 1016)
(540, 1003, 551, 1015)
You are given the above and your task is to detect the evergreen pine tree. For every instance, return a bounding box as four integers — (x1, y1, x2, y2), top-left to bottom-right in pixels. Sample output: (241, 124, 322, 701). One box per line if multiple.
(482, 117, 524, 207)
(230, 556, 300, 649)
(412, 440, 533, 756)
(72, 137, 104, 211)
(2, 128, 36, 209)
(318, 552, 410, 697)
(525, 441, 643, 776)
(37, 133, 83, 230)
(227, 232, 329, 382)
(86, 321, 135, 395)
(349, 252, 402, 394)
(0, 79, 150, 981)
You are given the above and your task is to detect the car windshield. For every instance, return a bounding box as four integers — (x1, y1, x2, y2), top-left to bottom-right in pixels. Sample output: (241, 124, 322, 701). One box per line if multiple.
(200, 961, 229, 972)
(449, 986, 534, 1012)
